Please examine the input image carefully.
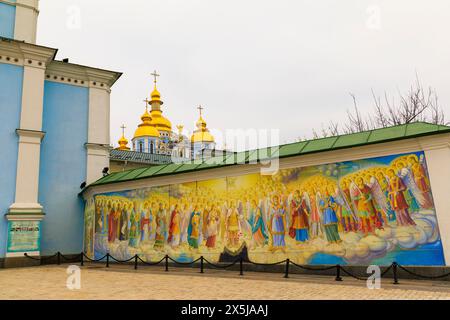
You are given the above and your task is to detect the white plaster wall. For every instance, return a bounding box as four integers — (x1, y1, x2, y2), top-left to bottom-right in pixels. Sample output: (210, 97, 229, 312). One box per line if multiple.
(88, 86, 110, 145)
(86, 146, 110, 185)
(85, 85, 112, 184)
(424, 144, 450, 265)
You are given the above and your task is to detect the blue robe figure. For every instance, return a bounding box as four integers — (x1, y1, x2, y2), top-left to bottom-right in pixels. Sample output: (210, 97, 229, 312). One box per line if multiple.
(248, 206, 268, 247)
(320, 195, 341, 243)
(187, 211, 202, 249)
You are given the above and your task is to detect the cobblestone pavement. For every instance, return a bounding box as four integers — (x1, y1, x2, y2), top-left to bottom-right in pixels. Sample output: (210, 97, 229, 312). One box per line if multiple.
(0, 264, 449, 300)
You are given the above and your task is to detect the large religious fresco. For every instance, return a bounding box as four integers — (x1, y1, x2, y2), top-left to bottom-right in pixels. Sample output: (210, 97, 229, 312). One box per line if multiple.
(84, 151, 445, 266)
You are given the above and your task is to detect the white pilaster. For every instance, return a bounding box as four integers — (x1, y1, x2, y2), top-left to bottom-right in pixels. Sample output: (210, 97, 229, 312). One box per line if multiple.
(9, 59, 47, 214)
(86, 82, 111, 184)
(423, 138, 450, 265)
(13, 0, 39, 44)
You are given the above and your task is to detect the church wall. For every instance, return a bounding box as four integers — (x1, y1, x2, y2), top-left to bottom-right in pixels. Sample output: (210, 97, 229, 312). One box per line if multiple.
(0, 63, 23, 257)
(38, 81, 89, 255)
(0, 2, 16, 39)
(83, 134, 450, 266)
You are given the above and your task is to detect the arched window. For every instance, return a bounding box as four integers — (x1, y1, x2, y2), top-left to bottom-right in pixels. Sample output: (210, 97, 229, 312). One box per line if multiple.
(150, 141, 154, 154)
(139, 140, 143, 153)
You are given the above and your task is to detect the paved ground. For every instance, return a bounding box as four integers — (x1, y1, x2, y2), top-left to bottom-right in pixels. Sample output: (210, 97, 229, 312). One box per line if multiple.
(0, 264, 449, 300)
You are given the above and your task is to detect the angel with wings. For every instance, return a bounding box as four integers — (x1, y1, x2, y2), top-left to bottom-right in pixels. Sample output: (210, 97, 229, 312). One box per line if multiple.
(335, 180, 358, 233)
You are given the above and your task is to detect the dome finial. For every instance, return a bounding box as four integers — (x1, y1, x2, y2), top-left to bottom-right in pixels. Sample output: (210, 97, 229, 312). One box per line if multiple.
(143, 98, 150, 113)
(191, 105, 214, 143)
(151, 69, 160, 87)
(150, 70, 163, 104)
(116, 124, 130, 150)
(197, 105, 204, 117)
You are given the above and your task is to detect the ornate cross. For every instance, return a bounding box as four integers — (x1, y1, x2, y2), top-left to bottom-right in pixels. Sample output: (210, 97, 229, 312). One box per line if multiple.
(151, 70, 160, 84)
(197, 105, 204, 117)
(143, 98, 150, 111)
(120, 124, 126, 136)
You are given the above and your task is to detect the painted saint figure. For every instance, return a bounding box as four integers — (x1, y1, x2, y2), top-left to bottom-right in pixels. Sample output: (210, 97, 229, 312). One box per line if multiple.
(168, 204, 181, 249)
(205, 204, 219, 249)
(248, 199, 268, 248)
(128, 202, 141, 248)
(268, 195, 286, 252)
(289, 190, 309, 243)
(153, 202, 166, 250)
(387, 169, 416, 226)
(188, 205, 202, 249)
(179, 203, 191, 246)
(226, 202, 241, 247)
(320, 187, 341, 244)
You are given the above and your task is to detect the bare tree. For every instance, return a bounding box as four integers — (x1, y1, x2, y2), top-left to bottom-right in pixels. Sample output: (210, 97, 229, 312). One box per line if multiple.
(313, 75, 448, 139)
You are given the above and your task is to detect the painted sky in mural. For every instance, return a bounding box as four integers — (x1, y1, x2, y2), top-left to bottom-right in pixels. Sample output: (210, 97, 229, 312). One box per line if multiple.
(84, 151, 445, 266)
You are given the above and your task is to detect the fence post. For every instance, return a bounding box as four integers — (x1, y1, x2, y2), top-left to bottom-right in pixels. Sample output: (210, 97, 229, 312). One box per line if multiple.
(335, 265, 343, 281)
(284, 259, 290, 278)
(134, 255, 138, 270)
(57, 251, 61, 265)
(239, 257, 243, 276)
(200, 256, 204, 274)
(165, 255, 169, 272)
(106, 253, 110, 268)
(393, 262, 399, 285)
(80, 252, 84, 266)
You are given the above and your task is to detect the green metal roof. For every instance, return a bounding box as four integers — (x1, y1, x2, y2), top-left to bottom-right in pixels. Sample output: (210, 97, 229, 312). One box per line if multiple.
(88, 122, 450, 188)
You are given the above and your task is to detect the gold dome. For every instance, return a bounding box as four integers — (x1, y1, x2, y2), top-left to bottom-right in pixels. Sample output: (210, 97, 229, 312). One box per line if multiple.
(133, 109, 160, 138)
(150, 110, 172, 132)
(191, 130, 215, 143)
(150, 85, 163, 105)
(191, 113, 215, 143)
(116, 127, 131, 150)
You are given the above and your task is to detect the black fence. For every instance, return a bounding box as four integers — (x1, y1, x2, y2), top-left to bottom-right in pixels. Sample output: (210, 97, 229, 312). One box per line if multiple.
(23, 252, 450, 284)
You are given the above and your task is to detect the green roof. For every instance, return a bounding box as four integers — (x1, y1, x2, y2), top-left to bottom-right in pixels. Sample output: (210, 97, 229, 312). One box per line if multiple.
(88, 122, 450, 188)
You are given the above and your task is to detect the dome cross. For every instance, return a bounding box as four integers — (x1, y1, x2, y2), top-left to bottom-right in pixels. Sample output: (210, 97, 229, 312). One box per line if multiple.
(151, 70, 160, 85)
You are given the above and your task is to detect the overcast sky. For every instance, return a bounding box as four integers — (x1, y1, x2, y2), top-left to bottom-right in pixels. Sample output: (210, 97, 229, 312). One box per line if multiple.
(37, 0, 450, 150)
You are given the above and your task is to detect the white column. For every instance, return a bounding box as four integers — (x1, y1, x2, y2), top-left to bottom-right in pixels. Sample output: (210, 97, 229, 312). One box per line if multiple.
(13, 0, 39, 44)
(85, 83, 111, 184)
(8, 61, 46, 214)
(424, 142, 450, 265)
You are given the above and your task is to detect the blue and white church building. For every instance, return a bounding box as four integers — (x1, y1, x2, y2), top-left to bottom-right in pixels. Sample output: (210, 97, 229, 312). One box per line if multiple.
(0, 0, 121, 266)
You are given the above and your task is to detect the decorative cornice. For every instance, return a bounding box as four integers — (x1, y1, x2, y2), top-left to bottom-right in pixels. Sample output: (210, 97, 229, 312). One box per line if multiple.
(46, 61, 122, 91)
(15, 129, 45, 140)
(5, 213, 45, 221)
(0, 37, 57, 67)
(85, 143, 113, 151)
(0, 0, 39, 14)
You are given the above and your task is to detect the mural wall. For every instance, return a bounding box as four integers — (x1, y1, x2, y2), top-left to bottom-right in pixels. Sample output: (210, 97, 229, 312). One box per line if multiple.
(85, 151, 445, 266)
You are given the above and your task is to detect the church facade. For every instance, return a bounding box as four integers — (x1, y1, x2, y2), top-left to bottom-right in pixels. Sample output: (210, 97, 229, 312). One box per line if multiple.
(2, 1, 450, 269)
(0, 0, 121, 266)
